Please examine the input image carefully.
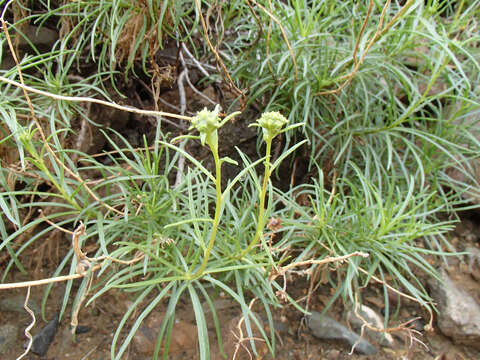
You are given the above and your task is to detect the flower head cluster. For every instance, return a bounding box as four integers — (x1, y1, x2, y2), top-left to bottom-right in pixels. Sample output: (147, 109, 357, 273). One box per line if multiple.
(15, 123, 35, 144)
(191, 105, 221, 146)
(257, 111, 288, 141)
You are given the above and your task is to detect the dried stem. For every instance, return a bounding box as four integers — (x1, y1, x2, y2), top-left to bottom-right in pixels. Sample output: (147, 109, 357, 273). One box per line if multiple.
(193, 0, 245, 102)
(272, 251, 369, 277)
(17, 286, 35, 360)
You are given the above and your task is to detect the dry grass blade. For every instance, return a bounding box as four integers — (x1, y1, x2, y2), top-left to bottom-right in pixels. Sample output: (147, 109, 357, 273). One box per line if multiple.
(273, 251, 369, 277)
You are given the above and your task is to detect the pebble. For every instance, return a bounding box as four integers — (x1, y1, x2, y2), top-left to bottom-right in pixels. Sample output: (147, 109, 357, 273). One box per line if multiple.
(327, 349, 341, 359)
(409, 317, 426, 332)
(346, 304, 395, 347)
(132, 312, 197, 356)
(29, 314, 59, 356)
(75, 325, 91, 335)
(306, 312, 377, 355)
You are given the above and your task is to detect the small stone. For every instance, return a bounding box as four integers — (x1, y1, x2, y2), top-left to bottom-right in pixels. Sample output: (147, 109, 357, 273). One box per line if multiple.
(18, 25, 58, 49)
(365, 295, 384, 309)
(133, 326, 156, 354)
(346, 304, 395, 347)
(272, 319, 289, 334)
(197, 86, 218, 107)
(428, 268, 480, 348)
(409, 317, 426, 332)
(0, 324, 19, 354)
(30, 314, 59, 356)
(437, 349, 467, 360)
(306, 312, 377, 355)
(75, 325, 90, 335)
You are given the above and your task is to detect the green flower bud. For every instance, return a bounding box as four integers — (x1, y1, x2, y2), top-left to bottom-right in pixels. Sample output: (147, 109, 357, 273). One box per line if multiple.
(191, 105, 221, 146)
(257, 111, 288, 141)
(17, 123, 34, 144)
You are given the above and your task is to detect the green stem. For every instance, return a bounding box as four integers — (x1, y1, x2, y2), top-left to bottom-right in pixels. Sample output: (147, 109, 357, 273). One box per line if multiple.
(190, 142, 222, 280)
(28, 146, 82, 211)
(237, 139, 272, 258)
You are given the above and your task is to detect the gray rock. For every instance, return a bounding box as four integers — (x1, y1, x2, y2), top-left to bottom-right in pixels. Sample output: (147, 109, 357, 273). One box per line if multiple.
(18, 25, 58, 49)
(1, 25, 59, 69)
(428, 268, 480, 348)
(346, 304, 395, 347)
(306, 312, 377, 355)
(0, 295, 41, 317)
(0, 324, 19, 354)
(30, 314, 59, 356)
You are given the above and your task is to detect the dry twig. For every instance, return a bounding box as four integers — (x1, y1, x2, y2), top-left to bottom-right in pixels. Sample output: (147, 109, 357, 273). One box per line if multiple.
(0, 75, 191, 121)
(17, 286, 35, 360)
(231, 299, 266, 360)
(193, 0, 245, 102)
(273, 251, 369, 277)
(0, 222, 145, 290)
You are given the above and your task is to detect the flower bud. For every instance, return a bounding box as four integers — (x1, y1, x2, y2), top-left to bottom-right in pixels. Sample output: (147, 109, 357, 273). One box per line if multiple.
(191, 105, 221, 146)
(257, 111, 288, 141)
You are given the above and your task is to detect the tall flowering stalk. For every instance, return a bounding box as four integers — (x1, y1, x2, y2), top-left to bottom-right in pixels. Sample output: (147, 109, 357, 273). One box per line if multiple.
(188, 105, 239, 279)
(186, 106, 298, 278)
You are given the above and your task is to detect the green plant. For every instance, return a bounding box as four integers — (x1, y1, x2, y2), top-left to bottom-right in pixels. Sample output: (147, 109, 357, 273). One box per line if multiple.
(0, 97, 304, 358)
(219, 0, 480, 316)
(1, 1, 480, 359)
(83, 107, 306, 359)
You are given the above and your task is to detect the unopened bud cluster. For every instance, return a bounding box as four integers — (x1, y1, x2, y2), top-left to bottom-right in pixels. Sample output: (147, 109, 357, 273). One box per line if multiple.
(257, 111, 288, 141)
(191, 106, 288, 147)
(191, 105, 221, 147)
